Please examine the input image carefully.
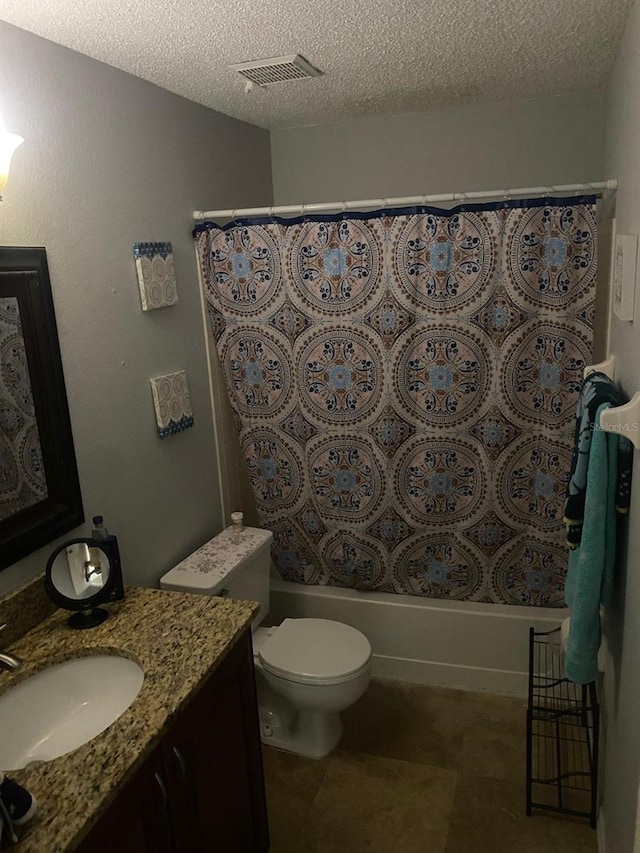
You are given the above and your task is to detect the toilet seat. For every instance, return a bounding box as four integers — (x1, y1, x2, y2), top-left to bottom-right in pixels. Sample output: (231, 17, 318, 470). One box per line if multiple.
(258, 618, 371, 686)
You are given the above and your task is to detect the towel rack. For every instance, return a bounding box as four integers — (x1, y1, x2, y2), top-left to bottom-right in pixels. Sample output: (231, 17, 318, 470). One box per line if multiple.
(600, 393, 640, 450)
(584, 355, 616, 381)
(583, 356, 639, 449)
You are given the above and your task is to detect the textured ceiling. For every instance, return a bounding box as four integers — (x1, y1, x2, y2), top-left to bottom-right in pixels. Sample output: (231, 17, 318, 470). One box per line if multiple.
(0, 0, 632, 129)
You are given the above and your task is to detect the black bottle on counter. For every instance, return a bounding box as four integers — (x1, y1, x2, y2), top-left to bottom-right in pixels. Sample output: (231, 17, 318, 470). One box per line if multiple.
(91, 515, 125, 601)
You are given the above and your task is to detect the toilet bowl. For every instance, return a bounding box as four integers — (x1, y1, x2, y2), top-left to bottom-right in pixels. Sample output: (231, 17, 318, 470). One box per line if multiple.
(253, 618, 371, 758)
(159, 526, 371, 758)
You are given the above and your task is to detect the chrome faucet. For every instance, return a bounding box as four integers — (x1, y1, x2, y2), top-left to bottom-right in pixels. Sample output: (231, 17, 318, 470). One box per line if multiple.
(0, 624, 22, 672)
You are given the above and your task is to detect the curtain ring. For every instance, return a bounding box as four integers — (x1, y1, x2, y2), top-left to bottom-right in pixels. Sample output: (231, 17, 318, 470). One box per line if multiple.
(301, 203, 307, 221)
(231, 209, 236, 219)
(268, 206, 274, 218)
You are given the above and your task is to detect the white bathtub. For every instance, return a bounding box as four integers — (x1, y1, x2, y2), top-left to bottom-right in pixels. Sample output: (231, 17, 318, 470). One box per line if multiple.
(267, 579, 566, 697)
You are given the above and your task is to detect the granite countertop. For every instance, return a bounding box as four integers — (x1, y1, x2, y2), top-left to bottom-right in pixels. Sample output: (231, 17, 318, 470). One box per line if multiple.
(0, 587, 258, 852)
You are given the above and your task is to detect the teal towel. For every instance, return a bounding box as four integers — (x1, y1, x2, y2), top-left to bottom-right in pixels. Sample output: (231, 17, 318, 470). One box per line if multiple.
(565, 402, 618, 684)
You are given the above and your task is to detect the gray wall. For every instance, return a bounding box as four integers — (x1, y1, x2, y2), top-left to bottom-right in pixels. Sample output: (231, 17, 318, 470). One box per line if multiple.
(601, 1, 640, 849)
(271, 93, 606, 204)
(0, 22, 273, 594)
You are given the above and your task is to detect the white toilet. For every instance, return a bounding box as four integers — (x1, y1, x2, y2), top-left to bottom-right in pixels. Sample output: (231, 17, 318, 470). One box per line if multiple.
(160, 526, 371, 758)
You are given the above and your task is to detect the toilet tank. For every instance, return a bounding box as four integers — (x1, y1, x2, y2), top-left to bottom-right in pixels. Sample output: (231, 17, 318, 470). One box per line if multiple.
(159, 526, 273, 626)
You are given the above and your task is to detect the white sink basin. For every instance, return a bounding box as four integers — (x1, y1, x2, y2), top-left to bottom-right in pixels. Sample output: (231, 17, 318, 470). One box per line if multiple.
(0, 655, 144, 770)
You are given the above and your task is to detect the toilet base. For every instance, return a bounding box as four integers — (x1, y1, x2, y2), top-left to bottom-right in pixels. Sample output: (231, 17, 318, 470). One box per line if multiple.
(260, 707, 344, 759)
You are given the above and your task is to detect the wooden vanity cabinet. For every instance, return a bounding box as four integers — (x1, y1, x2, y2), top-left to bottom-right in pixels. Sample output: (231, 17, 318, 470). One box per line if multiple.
(76, 630, 269, 853)
(74, 750, 173, 853)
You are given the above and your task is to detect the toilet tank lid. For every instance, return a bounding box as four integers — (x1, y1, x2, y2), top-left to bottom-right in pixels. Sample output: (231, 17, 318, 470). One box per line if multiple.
(259, 618, 371, 681)
(159, 526, 272, 594)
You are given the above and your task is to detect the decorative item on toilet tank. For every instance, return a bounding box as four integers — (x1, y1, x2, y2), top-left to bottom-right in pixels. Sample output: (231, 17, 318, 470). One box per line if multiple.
(194, 197, 597, 607)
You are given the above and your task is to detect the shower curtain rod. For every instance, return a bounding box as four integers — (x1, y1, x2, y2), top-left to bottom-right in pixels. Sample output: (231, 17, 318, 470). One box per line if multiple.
(193, 179, 617, 221)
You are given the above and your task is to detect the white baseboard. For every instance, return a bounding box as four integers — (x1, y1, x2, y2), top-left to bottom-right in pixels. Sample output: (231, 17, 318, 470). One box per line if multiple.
(597, 810, 606, 853)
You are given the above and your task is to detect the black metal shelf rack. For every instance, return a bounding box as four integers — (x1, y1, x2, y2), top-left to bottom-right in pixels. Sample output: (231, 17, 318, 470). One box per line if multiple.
(526, 626, 598, 829)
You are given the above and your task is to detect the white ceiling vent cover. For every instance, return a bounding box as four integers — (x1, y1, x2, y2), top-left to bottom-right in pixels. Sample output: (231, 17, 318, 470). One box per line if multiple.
(229, 54, 322, 86)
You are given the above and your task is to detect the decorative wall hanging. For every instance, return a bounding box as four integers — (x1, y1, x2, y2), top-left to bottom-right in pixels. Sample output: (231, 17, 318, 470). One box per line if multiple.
(194, 196, 597, 607)
(150, 370, 194, 439)
(133, 242, 179, 311)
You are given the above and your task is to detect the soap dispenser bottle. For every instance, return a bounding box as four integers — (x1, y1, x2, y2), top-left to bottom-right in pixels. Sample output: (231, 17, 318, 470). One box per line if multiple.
(91, 515, 125, 601)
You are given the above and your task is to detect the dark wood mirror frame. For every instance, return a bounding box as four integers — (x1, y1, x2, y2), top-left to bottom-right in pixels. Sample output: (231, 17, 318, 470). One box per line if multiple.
(0, 247, 84, 570)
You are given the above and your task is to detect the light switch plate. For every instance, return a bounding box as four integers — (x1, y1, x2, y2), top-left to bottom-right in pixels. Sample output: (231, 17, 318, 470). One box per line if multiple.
(612, 231, 638, 322)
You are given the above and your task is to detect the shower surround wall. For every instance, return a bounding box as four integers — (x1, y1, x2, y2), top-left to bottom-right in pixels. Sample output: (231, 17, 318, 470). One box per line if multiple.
(195, 196, 596, 607)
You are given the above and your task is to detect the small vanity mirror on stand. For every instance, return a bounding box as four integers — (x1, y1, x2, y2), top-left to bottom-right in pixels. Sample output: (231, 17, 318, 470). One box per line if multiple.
(45, 538, 122, 629)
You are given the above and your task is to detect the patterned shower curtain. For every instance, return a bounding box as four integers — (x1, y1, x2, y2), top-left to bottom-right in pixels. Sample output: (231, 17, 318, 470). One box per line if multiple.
(194, 196, 596, 607)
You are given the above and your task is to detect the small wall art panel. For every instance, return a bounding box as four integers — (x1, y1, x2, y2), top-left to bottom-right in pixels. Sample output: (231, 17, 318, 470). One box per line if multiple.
(150, 370, 194, 439)
(133, 242, 179, 311)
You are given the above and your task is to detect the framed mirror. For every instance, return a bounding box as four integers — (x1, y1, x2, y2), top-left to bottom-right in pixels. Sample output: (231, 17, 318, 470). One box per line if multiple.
(0, 247, 83, 570)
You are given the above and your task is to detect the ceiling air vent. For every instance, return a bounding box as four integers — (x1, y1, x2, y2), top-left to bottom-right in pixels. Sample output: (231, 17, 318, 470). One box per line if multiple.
(229, 54, 322, 87)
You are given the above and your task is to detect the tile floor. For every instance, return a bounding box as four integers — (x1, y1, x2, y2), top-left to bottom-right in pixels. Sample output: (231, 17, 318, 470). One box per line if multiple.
(261, 678, 598, 853)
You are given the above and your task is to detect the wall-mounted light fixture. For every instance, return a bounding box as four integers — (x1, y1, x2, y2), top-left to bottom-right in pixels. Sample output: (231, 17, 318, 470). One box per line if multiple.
(0, 115, 24, 202)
